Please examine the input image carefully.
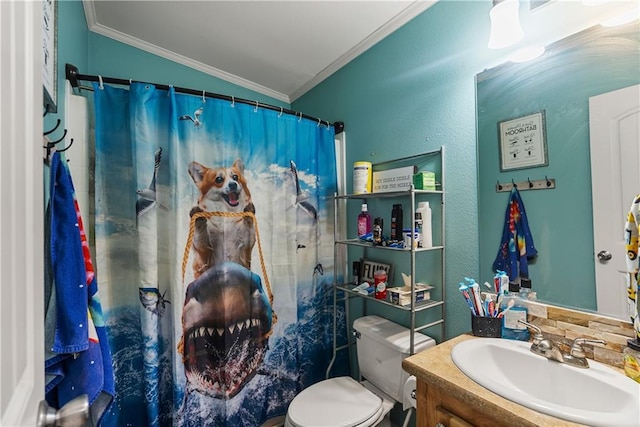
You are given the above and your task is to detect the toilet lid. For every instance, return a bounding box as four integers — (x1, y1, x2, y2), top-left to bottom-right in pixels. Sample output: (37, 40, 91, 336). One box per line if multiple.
(287, 376, 383, 427)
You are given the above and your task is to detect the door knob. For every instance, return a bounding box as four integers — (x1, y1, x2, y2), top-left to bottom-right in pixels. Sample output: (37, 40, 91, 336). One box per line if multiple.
(597, 250, 612, 261)
(37, 394, 88, 427)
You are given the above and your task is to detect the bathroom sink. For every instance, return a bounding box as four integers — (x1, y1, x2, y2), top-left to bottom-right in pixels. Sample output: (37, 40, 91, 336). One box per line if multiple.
(451, 338, 640, 427)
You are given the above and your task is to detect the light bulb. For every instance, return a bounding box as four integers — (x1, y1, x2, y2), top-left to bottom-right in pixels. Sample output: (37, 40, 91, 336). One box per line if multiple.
(488, 0, 525, 49)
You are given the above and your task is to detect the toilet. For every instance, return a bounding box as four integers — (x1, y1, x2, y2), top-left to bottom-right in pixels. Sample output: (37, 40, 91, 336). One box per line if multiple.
(285, 315, 436, 427)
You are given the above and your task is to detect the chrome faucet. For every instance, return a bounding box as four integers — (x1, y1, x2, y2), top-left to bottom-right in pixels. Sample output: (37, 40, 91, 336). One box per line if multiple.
(564, 338, 607, 368)
(517, 320, 606, 369)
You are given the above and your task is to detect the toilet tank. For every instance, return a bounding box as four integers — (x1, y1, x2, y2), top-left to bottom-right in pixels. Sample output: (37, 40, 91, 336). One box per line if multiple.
(353, 315, 435, 402)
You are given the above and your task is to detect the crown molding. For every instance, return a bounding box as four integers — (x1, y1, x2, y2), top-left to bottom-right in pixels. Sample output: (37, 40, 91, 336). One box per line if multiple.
(290, 1, 437, 102)
(82, 0, 437, 104)
(82, 1, 289, 103)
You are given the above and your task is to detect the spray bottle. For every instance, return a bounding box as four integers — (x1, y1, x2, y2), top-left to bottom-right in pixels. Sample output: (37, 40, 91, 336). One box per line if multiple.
(357, 203, 372, 238)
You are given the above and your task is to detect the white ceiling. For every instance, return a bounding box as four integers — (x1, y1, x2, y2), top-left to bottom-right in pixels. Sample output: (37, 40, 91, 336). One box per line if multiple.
(83, 1, 437, 103)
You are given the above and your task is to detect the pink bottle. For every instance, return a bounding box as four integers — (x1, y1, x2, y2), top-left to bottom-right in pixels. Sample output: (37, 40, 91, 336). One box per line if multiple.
(357, 203, 372, 238)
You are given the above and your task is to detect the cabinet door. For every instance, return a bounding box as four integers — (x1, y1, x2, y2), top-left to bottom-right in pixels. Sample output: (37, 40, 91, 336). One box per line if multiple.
(435, 406, 474, 427)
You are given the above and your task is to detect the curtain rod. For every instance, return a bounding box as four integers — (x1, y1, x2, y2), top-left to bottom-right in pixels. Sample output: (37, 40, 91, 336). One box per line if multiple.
(65, 63, 344, 134)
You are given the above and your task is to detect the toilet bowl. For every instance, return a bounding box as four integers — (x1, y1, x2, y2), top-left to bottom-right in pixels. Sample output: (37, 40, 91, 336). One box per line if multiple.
(285, 316, 435, 427)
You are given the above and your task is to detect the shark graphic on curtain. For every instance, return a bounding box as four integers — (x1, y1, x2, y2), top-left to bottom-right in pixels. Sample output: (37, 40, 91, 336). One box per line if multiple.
(91, 82, 348, 426)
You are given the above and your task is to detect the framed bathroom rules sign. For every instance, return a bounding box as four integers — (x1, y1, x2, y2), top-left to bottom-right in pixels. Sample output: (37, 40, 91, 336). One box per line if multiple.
(498, 110, 548, 171)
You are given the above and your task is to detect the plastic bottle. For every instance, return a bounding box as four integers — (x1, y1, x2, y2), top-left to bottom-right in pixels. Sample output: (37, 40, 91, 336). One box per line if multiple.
(357, 203, 372, 238)
(501, 292, 530, 341)
(416, 202, 432, 248)
(373, 217, 383, 245)
(390, 204, 403, 242)
(374, 269, 387, 300)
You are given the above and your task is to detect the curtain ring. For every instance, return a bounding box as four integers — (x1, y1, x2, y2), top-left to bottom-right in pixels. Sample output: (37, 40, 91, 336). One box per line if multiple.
(254, 101, 259, 113)
(231, 96, 235, 108)
(278, 107, 283, 118)
(202, 90, 206, 103)
(326, 121, 331, 130)
(317, 118, 321, 127)
(298, 112, 302, 122)
(98, 75, 104, 90)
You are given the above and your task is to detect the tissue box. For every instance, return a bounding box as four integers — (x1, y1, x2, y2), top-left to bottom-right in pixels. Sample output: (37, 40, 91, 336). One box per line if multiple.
(388, 283, 433, 306)
(413, 172, 436, 191)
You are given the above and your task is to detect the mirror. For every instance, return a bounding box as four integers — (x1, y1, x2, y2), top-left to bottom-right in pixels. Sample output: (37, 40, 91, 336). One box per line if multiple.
(476, 21, 639, 316)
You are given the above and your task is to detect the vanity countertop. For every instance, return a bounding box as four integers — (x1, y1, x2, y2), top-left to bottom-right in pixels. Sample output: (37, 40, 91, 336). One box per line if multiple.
(402, 334, 586, 427)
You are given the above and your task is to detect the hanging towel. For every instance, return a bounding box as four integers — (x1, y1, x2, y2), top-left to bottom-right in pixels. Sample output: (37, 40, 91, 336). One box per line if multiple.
(624, 194, 640, 341)
(44, 152, 114, 425)
(493, 187, 537, 281)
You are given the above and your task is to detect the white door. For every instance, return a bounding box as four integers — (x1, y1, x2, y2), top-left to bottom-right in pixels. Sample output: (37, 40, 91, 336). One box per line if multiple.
(589, 84, 640, 321)
(0, 1, 45, 425)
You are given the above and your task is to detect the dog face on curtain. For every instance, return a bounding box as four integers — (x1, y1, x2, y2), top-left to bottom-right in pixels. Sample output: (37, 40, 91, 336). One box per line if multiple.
(188, 158, 256, 276)
(181, 158, 272, 399)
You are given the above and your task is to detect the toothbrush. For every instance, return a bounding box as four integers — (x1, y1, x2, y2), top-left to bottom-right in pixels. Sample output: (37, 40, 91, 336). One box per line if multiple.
(470, 282, 485, 317)
(488, 300, 496, 317)
(496, 293, 504, 314)
(458, 283, 477, 315)
(497, 299, 515, 318)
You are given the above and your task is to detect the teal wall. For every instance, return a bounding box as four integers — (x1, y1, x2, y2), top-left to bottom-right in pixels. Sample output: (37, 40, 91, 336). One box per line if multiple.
(476, 24, 640, 311)
(44, 0, 89, 131)
(293, 1, 501, 338)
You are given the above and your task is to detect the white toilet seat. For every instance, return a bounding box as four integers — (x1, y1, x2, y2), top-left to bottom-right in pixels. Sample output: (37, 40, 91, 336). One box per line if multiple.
(285, 376, 385, 427)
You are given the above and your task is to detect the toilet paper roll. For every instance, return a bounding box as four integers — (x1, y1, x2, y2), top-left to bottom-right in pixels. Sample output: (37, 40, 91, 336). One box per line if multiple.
(402, 375, 417, 411)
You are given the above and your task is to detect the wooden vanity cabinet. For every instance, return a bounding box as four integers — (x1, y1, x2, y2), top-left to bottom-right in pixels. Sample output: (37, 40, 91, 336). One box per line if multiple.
(416, 379, 509, 427)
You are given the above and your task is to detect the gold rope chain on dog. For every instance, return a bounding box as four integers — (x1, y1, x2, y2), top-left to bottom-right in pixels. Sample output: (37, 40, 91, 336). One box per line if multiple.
(181, 211, 278, 339)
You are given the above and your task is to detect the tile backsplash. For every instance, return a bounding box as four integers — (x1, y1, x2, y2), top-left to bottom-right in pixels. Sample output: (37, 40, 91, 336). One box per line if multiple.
(526, 301, 635, 369)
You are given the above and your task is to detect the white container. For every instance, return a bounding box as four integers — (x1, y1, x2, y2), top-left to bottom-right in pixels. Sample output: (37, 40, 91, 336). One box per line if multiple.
(416, 201, 432, 248)
(353, 315, 435, 402)
(353, 161, 372, 194)
(388, 283, 433, 306)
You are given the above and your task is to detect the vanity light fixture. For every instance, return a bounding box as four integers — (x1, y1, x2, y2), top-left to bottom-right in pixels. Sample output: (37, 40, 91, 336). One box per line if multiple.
(488, 0, 525, 49)
(600, 9, 640, 27)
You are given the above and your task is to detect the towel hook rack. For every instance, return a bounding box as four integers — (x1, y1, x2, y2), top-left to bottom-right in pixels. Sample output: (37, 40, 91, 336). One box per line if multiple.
(496, 177, 556, 192)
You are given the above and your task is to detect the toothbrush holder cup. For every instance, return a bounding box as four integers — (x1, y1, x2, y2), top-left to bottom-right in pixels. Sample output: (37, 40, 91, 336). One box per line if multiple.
(471, 314, 502, 338)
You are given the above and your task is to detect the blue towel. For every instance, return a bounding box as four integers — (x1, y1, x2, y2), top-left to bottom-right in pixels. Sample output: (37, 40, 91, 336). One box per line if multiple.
(493, 187, 537, 281)
(44, 152, 114, 424)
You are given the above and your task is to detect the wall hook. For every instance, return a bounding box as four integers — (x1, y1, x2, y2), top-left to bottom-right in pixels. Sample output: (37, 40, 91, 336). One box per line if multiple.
(56, 138, 74, 153)
(44, 119, 61, 136)
(497, 180, 503, 191)
(545, 175, 551, 187)
(528, 177, 533, 188)
(48, 129, 68, 145)
(512, 178, 517, 189)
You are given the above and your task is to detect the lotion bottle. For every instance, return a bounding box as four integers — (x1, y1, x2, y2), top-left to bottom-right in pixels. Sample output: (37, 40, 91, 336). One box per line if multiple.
(416, 202, 432, 248)
(357, 203, 372, 238)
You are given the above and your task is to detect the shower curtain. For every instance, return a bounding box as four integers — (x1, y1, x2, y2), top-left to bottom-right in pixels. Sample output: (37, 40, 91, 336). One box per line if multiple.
(92, 82, 345, 426)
